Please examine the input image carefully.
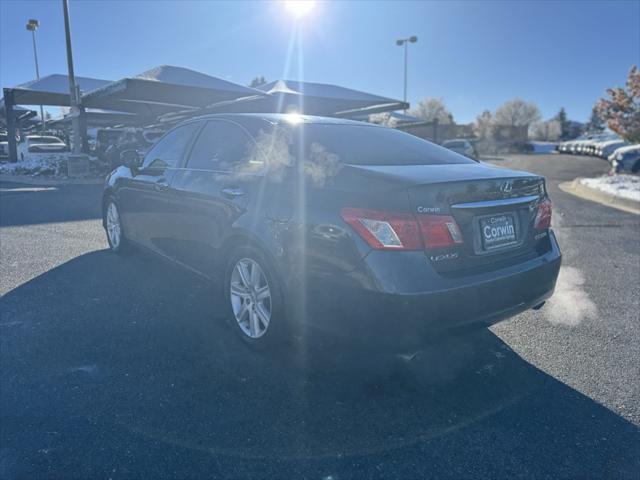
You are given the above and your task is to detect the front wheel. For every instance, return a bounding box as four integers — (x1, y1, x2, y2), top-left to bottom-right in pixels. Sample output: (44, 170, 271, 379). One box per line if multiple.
(223, 246, 287, 349)
(104, 198, 129, 253)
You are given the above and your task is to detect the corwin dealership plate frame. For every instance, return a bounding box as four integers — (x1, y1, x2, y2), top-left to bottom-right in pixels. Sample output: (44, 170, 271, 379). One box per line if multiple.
(472, 211, 523, 255)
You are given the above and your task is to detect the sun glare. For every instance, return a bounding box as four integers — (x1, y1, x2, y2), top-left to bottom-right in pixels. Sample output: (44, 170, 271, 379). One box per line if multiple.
(284, 112, 304, 124)
(284, 0, 316, 19)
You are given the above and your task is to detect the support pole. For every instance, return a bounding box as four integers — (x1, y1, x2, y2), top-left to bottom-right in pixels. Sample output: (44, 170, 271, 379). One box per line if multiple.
(403, 42, 408, 114)
(4, 89, 18, 163)
(62, 0, 82, 154)
(30, 30, 46, 134)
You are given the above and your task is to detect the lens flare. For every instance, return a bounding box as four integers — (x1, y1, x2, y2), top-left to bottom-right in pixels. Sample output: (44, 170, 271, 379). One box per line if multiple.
(284, 0, 315, 19)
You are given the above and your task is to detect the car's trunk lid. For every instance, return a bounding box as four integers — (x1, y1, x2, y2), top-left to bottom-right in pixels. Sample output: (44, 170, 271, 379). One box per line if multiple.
(340, 163, 548, 273)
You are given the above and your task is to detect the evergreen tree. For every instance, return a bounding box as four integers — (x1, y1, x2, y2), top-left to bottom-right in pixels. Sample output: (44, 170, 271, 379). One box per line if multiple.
(248, 76, 267, 88)
(585, 106, 605, 133)
(554, 107, 570, 139)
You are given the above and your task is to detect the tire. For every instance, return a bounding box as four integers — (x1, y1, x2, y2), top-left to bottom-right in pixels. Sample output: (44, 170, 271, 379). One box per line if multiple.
(223, 245, 287, 349)
(104, 197, 129, 254)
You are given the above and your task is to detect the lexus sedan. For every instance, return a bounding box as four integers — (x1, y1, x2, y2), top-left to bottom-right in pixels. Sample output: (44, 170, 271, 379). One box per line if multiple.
(103, 114, 561, 351)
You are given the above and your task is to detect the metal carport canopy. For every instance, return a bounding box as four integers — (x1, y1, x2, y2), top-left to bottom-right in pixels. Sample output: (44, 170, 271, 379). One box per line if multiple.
(199, 79, 408, 117)
(48, 108, 143, 128)
(1, 74, 112, 108)
(81, 65, 266, 117)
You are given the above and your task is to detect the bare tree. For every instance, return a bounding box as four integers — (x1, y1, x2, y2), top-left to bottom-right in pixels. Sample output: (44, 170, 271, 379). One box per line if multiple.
(473, 110, 494, 139)
(410, 97, 454, 124)
(368, 112, 398, 127)
(529, 119, 562, 141)
(494, 98, 541, 128)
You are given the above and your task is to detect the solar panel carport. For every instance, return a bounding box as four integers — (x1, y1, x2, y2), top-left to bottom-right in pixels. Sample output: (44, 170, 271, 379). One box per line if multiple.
(81, 66, 266, 117)
(178, 79, 408, 119)
(3, 65, 409, 162)
(2, 74, 113, 162)
(1, 66, 264, 162)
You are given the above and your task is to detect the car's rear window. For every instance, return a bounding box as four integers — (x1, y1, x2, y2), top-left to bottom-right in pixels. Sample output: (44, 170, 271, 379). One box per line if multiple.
(291, 123, 474, 166)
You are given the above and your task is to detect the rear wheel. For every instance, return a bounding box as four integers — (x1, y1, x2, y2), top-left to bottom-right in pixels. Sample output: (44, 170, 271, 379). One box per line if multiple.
(104, 198, 129, 253)
(223, 246, 286, 349)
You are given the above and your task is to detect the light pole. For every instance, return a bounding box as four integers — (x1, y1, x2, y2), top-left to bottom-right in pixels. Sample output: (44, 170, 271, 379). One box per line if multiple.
(396, 35, 417, 114)
(26, 19, 46, 133)
(62, 0, 81, 154)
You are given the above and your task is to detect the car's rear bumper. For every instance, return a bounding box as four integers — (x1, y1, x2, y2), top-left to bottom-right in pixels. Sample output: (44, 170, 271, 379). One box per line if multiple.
(301, 230, 561, 351)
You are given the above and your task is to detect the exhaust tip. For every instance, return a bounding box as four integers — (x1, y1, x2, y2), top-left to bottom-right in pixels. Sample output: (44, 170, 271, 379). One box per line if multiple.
(532, 301, 546, 311)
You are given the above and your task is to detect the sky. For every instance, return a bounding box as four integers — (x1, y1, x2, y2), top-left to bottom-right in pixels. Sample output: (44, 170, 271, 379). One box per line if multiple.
(1, 0, 639, 124)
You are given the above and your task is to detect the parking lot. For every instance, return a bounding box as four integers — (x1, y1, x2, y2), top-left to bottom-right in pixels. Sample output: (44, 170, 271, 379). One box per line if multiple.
(1, 153, 639, 478)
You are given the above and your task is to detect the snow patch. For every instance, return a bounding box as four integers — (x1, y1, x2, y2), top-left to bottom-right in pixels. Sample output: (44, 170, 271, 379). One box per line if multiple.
(579, 174, 640, 202)
(545, 266, 598, 327)
(0, 153, 68, 176)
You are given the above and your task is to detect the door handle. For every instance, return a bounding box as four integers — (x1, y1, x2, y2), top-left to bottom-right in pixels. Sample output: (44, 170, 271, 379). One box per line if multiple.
(221, 187, 245, 199)
(154, 178, 169, 192)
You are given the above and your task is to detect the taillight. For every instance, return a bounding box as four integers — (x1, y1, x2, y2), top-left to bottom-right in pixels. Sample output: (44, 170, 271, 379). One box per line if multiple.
(340, 208, 422, 250)
(534, 198, 552, 230)
(340, 207, 463, 251)
(417, 215, 464, 249)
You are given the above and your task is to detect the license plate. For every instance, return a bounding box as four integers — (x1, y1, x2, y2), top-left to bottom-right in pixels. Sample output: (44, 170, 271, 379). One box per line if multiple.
(479, 214, 517, 251)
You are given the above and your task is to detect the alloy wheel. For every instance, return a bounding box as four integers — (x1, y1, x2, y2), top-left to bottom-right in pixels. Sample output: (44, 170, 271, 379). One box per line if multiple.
(230, 258, 272, 339)
(106, 202, 122, 250)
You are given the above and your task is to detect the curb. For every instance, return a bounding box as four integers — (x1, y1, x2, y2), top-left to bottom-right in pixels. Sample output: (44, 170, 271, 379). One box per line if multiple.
(559, 179, 640, 215)
(0, 174, 104, 186)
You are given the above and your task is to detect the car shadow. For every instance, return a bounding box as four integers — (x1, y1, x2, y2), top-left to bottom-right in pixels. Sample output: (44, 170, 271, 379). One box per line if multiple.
(1, 250, 638, 479)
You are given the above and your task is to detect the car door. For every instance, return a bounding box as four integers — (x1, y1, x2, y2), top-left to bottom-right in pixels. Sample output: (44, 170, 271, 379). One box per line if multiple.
(117, 122, 200, 254)
(165, 119, 265, 274)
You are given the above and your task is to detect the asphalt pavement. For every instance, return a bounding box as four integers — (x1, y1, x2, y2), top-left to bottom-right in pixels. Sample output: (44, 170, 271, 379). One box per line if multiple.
(1, 153, 638, 479)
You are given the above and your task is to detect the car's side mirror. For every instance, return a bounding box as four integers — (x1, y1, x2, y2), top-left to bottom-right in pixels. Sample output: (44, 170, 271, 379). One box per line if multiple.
(120, 149, 141, 172)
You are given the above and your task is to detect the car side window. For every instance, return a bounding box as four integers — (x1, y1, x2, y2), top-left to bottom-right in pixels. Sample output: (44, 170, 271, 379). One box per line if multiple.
(186, 121, 260, 172)
(141, 123, 200, 171)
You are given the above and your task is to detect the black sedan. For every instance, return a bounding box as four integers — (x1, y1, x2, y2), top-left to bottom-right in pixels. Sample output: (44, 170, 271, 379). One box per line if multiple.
(103, 114, 561, 351)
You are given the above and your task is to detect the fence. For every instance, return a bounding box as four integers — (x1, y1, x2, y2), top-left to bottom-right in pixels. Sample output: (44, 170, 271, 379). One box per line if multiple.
(396, 121, 529, 154)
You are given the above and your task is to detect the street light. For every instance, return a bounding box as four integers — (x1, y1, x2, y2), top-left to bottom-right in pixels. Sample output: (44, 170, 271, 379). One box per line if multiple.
(396, 35, 417, 114)
(26, 18, 46, 133)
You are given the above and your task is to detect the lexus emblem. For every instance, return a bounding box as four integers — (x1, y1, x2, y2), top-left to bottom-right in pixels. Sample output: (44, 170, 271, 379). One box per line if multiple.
(499, 180, 513, 193)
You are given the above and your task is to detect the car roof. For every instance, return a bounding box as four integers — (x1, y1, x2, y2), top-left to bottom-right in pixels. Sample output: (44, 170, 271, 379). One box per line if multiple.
(180, 112, 380, 128)
(601, 139, 625, 146)
(615, 144, 640, 154)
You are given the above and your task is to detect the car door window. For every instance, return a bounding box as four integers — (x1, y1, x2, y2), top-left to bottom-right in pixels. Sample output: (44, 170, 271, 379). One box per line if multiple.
(142, 123, 200, 172)
(186, 121, 260, 172)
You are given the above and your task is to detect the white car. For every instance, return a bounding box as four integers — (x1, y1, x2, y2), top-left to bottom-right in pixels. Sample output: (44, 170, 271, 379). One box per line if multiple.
(17, 135, 68, 161)
(609, 144, 640, 173)
(0, 132, 9, 160)
(596, 139, 627, 158)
